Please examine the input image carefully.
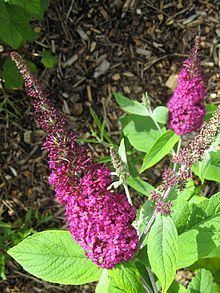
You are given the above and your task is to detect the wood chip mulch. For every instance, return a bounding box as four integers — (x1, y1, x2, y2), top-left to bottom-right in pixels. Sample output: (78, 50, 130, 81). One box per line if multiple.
(0, 0, 220, 292)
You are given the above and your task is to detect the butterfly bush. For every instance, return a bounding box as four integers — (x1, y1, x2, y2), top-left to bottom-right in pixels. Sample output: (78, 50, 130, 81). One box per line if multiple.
(8, 35, 220, 293)
(167, 36, 206, 135)
(10, 52, 138, 269)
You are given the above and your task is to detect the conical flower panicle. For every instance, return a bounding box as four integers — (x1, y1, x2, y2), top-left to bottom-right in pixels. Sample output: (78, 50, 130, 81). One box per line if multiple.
(10, 52, 138, 269)
(167, 37, 206, 135)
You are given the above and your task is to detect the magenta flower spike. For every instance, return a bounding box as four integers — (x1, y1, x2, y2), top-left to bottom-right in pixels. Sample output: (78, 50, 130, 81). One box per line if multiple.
(10, 52, 138, 269)
(167, 37, 206, 135)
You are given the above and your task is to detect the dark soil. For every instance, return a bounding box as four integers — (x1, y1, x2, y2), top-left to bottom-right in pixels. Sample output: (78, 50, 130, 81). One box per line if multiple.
(0, 0, 220, 292)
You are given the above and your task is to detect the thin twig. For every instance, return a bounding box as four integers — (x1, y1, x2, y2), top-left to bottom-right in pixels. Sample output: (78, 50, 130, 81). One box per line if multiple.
(66, 0, 74, 20)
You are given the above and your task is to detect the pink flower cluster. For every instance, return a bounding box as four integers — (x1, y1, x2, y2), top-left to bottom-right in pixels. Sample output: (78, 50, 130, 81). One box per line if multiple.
(167, 37, 206, 135)
(47, 134, 138, 268)
(11, 52, 138, 269)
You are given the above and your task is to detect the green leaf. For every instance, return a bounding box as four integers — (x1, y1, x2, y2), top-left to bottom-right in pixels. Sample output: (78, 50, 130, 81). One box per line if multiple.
(3, 58, 37, 89)
(108, 278, 126, 292)
(135, 200, 154, 237)
(172, 198, 191, 234)
(193, 151, 220, 183)
(148, 215, 178, 292)
(168, 179, 196, 203)
(199, 152, 211, 183)
(152, 106, 169, 125)
(96, 270, 126, 293)
(40, 0, 48, 12)
(121, 114, 161, 153)
(135, 261, 154, 292)
(89, 107, 113, 145)
(168, 281, 186, 293)
(0, 1, 38, 48)
(41, 51, 58, 68)
(204, 104, 218, 121)
(135, 246, 150, 267)
(118, 138, 127, 165)
(8, 230, 102, 285)
(0, 254, 6, 280)
(187, 269, 215, 293)
(114, 93, 149, 116)
(140, 130, 179, 172)
(127, 176, 154, 196)
(188, 195, 208, 205)
(177, 193, 220, 268)
(5, 0, 48, 18)
(96, 270, 110, 293)
(27, 60, 38, 73)
(109, 262, 144, 293)
(2, 57, 23, 89)
(212, 133, 220, 149)
(190, 257, 220, 274)
(177, 179, 196, 201)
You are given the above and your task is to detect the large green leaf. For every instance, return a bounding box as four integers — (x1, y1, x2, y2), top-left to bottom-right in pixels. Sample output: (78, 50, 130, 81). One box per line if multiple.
(140, 130, 179, 172)
(187, 269, 215, 293)
(193, 151, 220, 183)
(0, 1, 37, 48)
(109, 262, 144, 293)
(8, 230, 102, 285)
(148, 215, 178, 292)
(127, 176, 154, 196)
(176, 193, 220, 268)
(121, 114, 161, 153)
(172, 198, 191, 234)
(5, 0, 48, 18)
(114, 93, 149, 116)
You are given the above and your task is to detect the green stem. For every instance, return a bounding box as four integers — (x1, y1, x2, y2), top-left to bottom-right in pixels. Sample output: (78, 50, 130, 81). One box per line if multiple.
(146, 267, 158, 293)
(148, 107, 163, 135)
(148, 107, 176, 156)
(173, 138, 182, 172)
(141, 275, 154, 293)
(123, 183, 132, 205)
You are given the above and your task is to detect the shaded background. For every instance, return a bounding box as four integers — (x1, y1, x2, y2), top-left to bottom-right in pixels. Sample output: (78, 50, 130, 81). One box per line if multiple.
(0, 0, 220, 291)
